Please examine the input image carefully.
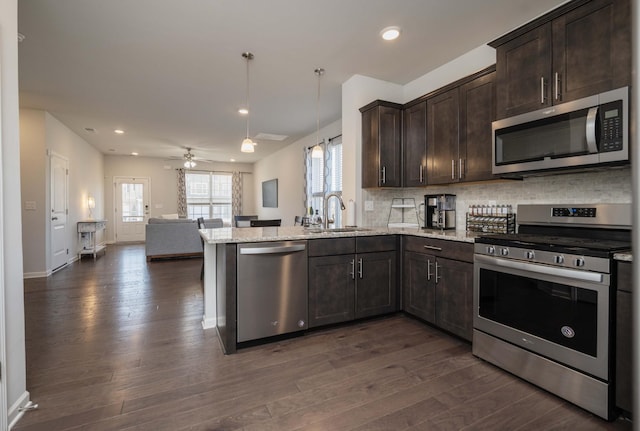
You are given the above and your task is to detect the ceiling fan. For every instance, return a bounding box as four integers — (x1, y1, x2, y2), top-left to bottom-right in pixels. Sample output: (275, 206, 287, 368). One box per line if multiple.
(183, 148, 197, 168)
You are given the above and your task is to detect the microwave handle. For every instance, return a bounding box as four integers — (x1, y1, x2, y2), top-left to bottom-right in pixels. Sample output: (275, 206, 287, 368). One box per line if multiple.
(585, 107, 599, 154)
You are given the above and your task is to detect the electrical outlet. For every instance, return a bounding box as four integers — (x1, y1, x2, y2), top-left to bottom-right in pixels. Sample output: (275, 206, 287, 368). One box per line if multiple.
(364, 201, 374, 212)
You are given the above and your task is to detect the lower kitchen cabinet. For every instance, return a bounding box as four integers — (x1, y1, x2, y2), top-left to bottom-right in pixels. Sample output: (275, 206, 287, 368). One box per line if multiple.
(356, 251, 397, 319)
(308, 254, 355, 327)
(308, 236, 398, 328)
(402, 236, 473, 341)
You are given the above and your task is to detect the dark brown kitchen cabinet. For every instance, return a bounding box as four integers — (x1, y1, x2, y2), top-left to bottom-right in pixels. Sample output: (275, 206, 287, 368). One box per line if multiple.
(402, 236, 473, 341)
(427, 88, 459, 185)
(459, 71, 496, 182)
(308, 236, 397, 328)
(361, 101, 402, 188)
(425, 69, 496, 185)
(492, 0, 630, 120)
(616, 261, 632, 413)
(356, 251, 397, 318)
(402, 101, 427, 187)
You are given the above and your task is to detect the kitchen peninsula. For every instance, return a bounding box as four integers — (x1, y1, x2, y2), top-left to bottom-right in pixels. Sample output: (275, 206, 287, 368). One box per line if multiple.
(199, 226, 476, 354)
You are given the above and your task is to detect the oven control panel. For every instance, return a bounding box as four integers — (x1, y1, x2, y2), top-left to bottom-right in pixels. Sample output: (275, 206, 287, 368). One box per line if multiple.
(474, 243, 610, 274)
(552, 207, 596, 218)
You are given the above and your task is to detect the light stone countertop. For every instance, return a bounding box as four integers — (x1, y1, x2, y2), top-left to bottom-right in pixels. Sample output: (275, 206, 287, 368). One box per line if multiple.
(614, 252, 633, 262)
(199, 226, 479, 244)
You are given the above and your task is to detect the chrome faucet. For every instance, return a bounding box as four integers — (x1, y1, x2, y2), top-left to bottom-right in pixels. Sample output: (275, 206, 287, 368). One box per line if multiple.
(323, 193, 346, 229)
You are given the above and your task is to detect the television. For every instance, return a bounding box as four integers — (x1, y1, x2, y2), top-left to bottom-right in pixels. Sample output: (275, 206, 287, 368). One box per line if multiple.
(262, 178, 278, 208)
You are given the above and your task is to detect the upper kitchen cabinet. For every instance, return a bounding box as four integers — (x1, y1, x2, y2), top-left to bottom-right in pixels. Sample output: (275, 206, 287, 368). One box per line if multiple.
(361, 101, 403, 188)
(491, 0, 630, 120)
(425, 67, 496, 185)
(402, 101, 427, 187)
(427, 88, 460, 184)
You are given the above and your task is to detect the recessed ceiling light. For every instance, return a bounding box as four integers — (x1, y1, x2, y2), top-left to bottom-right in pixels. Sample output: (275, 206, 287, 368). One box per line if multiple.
(380, 26, 401, 41)
(114, 129, 125, 134)
(131, 152, 138, 156)
(238, 108, 249, 115)
(230, 158, 236, 162)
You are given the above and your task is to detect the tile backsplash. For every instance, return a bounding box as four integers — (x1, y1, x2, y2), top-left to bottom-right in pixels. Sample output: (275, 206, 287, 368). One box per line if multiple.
(362, 167, 632, 228)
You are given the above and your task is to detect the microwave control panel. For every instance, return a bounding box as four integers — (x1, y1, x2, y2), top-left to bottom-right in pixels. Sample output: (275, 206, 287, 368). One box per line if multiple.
(600, 100, 623, 152)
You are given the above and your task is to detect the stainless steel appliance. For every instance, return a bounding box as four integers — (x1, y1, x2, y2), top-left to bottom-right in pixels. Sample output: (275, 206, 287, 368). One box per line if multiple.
(424, 194, 456, 230)
(492, 87, 628, 175)
(473, 204, 631, 420)
(236, 241, 308, 342)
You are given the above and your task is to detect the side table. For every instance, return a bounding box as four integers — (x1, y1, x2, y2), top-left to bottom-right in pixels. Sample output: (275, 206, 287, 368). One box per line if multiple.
(77, 220, 107, 260)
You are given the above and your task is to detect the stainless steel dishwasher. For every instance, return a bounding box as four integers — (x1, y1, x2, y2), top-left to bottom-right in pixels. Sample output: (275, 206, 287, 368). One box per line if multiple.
(236, 240, 308, 342)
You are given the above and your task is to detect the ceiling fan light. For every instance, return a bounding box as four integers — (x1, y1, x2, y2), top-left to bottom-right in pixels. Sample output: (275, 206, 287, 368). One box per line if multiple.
(241, 138, 255, 153)
(184, 160, 196, 168)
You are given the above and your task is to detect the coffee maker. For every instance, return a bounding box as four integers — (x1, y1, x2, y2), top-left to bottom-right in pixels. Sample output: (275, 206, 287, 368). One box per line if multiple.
(424, 194, 456, 230)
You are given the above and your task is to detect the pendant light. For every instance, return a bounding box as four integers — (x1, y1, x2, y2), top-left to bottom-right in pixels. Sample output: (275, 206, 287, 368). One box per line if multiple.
(240, 52, 255, 153)
(311, 67, 325, 159)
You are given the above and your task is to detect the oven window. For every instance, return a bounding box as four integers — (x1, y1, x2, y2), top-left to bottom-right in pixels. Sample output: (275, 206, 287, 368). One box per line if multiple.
(478, 268, 598, 357)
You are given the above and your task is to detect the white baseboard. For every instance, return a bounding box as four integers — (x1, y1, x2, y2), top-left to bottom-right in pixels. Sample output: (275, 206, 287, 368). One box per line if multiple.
(202, 316, 217, 330)
(8, 391, 30, 430)
(23, 271, 51, 279)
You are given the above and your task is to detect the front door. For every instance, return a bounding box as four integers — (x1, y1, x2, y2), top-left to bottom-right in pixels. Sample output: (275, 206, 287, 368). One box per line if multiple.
(50, 153, 68, 271)
(114, 177, 150, 242)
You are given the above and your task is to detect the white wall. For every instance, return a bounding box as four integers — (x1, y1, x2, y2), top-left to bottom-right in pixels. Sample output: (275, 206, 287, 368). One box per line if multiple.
(253, 120, 341, 226)
(19, 110, 47, 276)
(2, 0, 29, 426)
(104, 156, 254, 241)
(19, 109, 105, 277)
(342, 75, 403, 225)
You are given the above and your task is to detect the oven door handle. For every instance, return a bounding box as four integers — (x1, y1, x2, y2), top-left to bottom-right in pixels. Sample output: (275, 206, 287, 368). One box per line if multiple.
(476, 255, 603, 283)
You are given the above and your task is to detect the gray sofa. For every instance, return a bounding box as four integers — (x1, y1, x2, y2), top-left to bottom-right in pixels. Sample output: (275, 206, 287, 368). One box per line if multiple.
(145, 217, 223, 261)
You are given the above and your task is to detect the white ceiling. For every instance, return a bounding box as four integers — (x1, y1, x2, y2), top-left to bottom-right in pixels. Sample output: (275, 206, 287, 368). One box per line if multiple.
(18, 0, 567, 164)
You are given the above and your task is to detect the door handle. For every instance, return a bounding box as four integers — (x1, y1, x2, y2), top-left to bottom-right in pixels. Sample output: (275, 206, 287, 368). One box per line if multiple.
(380, 166, 386, 185)
(451, 160, 455, 180)
(419, 164, 424, 183)
(51, 217, 58, 221)
(585, 107, 599, 154)
(554, 72, 561, 101)
(540, 77, 547, 104)
(435, 261, 441, 283)
(350, 259, 355, 280)
(358, 258, 363, 279)
(427, 259, 433, 281)
(459, 158, 464, 180)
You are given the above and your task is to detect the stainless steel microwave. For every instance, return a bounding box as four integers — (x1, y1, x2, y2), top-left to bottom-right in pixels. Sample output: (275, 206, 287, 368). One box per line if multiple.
(492, 86, 628, 175)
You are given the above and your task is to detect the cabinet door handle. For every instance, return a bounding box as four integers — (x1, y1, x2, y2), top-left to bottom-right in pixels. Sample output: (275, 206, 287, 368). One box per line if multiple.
(451, 160, 455, 180)
(52, 217, 58, 221)
(350, 259, 355, 280)
(427, 259, 433, 281)
(419, 164, 424, 183)
(435, 261, 442, 283)
(380, 166, 386, 185)
(540, 77, 547, 104)
(554, 72, 561, 101)
(423, 245, 442, 251)
(358, 258, 363, 279)
(459, 158, 464, 180)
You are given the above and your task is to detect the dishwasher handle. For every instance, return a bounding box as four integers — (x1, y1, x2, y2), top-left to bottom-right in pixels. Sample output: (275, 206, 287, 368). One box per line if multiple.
(240, 244, 306, 255)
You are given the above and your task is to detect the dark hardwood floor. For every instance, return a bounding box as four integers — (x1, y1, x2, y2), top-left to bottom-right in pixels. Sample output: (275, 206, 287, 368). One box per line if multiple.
(15, 244, 631, 430)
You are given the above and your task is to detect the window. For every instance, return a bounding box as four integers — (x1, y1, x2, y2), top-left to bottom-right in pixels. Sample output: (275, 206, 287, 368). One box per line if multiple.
(185, 172, 232, 224)
(305, 136, 343, 226)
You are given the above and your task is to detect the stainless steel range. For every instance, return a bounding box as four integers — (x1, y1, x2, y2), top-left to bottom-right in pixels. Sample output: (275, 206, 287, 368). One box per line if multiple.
(473, 203, 631, 420)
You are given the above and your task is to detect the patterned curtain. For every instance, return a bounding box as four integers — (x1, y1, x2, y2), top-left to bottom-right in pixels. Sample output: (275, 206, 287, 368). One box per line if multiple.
(177, 168, 187, 218)
(232, 171, 243, 218)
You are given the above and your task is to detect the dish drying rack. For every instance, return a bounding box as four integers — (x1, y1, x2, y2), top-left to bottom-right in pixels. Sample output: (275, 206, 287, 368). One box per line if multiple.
(387, 198, 421, 228)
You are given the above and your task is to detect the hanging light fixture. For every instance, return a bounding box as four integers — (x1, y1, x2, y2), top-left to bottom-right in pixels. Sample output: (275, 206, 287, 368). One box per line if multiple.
(311, 67, 325, 159)
(240, 52, 256, 153)
(184, 148, 197, 168)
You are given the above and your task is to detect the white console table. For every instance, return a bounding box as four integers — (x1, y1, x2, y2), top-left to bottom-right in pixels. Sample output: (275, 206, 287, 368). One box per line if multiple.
(77, 220, 107, 260)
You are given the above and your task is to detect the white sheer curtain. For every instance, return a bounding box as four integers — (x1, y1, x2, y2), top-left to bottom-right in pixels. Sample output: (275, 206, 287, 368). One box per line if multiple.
(305, 135, 342, 225)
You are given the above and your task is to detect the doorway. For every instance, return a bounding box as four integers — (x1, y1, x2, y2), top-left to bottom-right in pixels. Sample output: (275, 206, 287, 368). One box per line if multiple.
(114, 177, 150, 242)
(49, 152, 69, 271)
